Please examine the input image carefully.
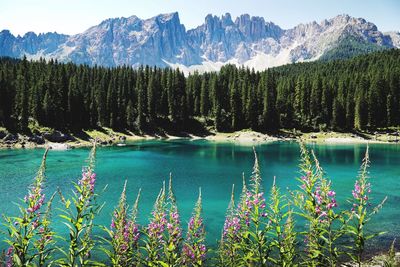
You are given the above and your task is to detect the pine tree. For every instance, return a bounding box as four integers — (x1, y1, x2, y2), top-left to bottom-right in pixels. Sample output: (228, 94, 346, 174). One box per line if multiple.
(262, 72, 279, 131)
(229, 79, 240, 131)
(345, 89, 355, 130)
(354, 81, 368, 130)
(14, 57, 29, 131)
(294, 76, 303, 127)
(147, 74, 156, 122)
(310, 75, 322, 128)
(368, 74, 386, 128)
(246, 85, 257, 130)
(200, 76, 209, 117)
(166, 69, 177, 121)
(321, 80, 332, 127)
(387, 73, 399, 126)
(332, 99, 345, 130)
(126, 100, 135, 129)
(136, 69, 146, 131)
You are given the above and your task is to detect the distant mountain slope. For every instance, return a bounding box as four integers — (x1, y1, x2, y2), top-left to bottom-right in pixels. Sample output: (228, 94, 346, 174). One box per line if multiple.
(0, 13, 399, 72)
(319, 35, 387, 61)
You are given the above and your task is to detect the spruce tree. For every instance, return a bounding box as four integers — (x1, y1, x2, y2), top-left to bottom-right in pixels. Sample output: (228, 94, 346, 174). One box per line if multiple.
(136, 69, 146, 131)
(200, 76, 209, 117)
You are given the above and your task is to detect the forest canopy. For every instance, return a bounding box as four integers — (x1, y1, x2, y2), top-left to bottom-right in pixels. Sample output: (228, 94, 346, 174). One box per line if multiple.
(0, 49, 399, 133)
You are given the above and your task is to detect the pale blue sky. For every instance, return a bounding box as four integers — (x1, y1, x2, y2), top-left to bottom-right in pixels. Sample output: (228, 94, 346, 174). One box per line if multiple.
(1, 0, 399, 36)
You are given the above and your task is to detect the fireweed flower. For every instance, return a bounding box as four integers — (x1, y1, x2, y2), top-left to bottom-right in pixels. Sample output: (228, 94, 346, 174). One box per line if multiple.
(6, 246, 13, 267)
(144, 183, 168, 265)
(346, 147, 387, 266)
(295, 145, 344, 266)
(34, 192, 56, 267)
(78, 169, 96, 201)
(4, 149, 50, 266)
(182, 189, 206, 266)
(312, 185, 337, 224)
(235, 149, 270, 266)
(218, 184, 243, 266)
(56, 144, 102, 267)
(106, 181, 141, 266)
(350, 149, 374, 213)
(122, 188, 141, 266)
(238, 151, 269, 228)
(223, 216, 241, 240)
(147, 211, 167, 244)
(164, 175, 183, 265)
(268, 176, 297, 266)
(24, 150, 48, 217)
(351, 180, 371, 211)
(237, 174, 251, 227)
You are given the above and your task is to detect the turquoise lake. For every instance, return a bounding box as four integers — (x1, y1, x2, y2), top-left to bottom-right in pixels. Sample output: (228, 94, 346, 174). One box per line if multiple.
(0, 140, 399, 254)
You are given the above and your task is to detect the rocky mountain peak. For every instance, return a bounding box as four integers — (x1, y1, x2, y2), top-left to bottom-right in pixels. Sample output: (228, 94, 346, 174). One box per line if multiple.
(221, 13, 234, 27)
(155, 12, 180, 23)
(0, 12, 398, 73)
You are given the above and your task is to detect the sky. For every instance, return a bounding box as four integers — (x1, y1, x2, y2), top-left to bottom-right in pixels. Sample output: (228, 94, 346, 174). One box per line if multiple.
(1, 0, 399, 36)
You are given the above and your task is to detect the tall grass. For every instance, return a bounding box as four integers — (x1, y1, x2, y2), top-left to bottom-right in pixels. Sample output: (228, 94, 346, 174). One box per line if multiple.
(1, 143, 391, 266)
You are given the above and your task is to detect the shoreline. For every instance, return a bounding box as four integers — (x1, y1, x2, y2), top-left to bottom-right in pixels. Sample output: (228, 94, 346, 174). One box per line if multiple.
(1, 128, 399, 150)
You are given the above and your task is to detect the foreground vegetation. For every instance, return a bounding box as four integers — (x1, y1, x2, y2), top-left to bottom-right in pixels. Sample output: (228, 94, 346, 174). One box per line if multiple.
(1, 143, 397, 266)
(0, 49, 399, 136)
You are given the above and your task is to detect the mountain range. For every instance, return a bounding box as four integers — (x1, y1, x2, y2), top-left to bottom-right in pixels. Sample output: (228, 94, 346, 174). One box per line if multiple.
(0, 12, 399, 73)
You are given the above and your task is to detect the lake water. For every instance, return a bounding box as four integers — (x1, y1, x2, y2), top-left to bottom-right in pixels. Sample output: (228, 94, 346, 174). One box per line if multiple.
(0, 140, 399, 254)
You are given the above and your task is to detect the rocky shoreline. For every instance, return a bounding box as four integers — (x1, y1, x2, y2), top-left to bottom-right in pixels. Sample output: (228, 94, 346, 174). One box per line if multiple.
(1, 128, 399, 150)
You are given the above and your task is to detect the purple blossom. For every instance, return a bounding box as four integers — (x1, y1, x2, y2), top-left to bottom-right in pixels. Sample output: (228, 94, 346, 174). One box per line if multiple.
(147, 211, 167, 244)
(24, 187, 45, 215)
(183, 190, 206, 265)
(167, 210, 182, 246)
(223, 216, 241, 240)
(352, 180, 371, 202)
(78, 170, 97, 198)
(6, 246, 13, 267)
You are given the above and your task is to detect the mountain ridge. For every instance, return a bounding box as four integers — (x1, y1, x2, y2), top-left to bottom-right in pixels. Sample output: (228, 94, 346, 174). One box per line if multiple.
(0, 12, 399, 73)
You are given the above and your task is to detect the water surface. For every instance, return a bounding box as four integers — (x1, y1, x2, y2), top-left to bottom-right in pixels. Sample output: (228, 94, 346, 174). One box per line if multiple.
(0, 140, 399, 253)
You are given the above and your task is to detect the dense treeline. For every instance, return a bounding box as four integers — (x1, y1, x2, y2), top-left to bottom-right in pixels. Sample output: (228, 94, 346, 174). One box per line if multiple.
(0, 49, 399, 133)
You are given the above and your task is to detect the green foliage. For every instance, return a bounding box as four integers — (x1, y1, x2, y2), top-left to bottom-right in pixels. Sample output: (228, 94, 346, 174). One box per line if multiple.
(3, 148, 54, 266)
(293, 145, 346, 266)
(268, 177, 297, 266)
(101, 181, 141, 267)
(217, 184, 241, 267)
(345, 146, 387, 266)
(182, 188, 206, 266)
(56, 144, 103, 267)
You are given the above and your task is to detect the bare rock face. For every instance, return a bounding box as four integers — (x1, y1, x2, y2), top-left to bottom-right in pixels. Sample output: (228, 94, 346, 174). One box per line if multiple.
(28, 135, 45, 144)
(0, 13, 398, 72)
(2, 133, 18, 143)
(384, 31, 400, 47)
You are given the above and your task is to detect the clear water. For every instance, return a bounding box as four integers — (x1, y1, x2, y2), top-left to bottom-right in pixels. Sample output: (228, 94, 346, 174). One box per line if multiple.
(0, 140, 399, 254)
